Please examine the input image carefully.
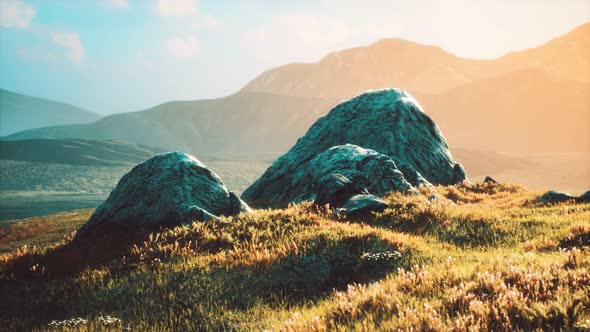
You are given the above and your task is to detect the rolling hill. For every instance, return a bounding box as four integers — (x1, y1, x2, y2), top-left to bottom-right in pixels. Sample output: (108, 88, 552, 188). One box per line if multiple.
(0, 89, 100, 136)
(0, 139, 166, 166)
(4, 92, 338, 155)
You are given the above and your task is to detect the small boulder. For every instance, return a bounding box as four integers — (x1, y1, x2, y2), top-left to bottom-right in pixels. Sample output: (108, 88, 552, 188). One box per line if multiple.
(335, 194, 389, 219)
(483, 176, 498, 184)
(577, 191, 590, 203)
(77, 152, 250, 236)
(538, 190, 576, 204)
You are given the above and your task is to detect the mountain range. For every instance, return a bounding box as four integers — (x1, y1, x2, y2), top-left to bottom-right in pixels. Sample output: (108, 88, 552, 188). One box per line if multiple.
(4, 92, 337, 155)
(2, 23, 589, 155)
(240, 23, 590, 153)
(242, 22, 590, 98)
(0, 89, 100, 136)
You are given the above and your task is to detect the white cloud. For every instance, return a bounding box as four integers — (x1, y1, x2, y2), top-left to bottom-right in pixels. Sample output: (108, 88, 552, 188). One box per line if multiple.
(165, 36, 200, 58)
(104, 0, 129, 9)
(156, 0, 198, 17)
(51, 32, 85, 64)
(0, 0, 35, 28)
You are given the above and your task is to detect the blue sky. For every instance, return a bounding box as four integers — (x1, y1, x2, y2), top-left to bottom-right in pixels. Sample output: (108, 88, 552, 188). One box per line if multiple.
(1, 0, 589, 114)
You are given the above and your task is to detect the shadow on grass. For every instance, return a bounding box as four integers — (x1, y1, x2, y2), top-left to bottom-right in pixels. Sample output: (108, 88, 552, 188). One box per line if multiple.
(0, 218, 415, 331)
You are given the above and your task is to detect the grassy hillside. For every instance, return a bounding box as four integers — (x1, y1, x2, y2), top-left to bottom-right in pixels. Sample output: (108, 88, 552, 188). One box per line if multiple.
(1, 183, 588, 331)
(0, 89, 100, 136)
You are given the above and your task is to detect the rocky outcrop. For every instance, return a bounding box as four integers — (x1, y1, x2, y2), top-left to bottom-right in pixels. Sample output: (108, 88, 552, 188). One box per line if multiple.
(77, 152, 249, 236)
(537, 190, 577, 204)
(242, 89, 466, 206)
(264, 144, 415, 206)
(335, 194, 389, 219)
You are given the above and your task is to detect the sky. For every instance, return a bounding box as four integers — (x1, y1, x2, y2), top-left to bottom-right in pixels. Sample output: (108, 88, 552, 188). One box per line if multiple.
(1, 0, 589, 115)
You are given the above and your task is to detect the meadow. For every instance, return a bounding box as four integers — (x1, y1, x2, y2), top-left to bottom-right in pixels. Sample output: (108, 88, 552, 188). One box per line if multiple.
(0, 182, 588, 331)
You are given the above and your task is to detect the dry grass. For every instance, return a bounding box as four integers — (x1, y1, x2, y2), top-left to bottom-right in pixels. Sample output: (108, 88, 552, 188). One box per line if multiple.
(0, 182, 588, 331)
(0, 209, 93, 254)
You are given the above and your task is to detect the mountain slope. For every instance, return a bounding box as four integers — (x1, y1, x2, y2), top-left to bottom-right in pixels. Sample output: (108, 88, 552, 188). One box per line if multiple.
(241, 38, 490, 98)
(493, 22, 590, 84)
(5, 69, 589, 155)
(4, 92, 338, 154)
(241, 23, 590, 99)
(419, 69, 590, 153)
(0, 139, 166, 166)
(0, 89, 101, 136)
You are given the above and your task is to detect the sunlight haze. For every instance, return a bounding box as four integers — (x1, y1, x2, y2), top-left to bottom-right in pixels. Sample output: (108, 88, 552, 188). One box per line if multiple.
(1, 0, 588, 114)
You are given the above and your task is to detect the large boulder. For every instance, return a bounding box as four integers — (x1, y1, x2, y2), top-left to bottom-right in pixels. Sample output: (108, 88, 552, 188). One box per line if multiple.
(77, 152, 249, 236)
(242, 89, 466, 205)
(271, 144, 415, 206)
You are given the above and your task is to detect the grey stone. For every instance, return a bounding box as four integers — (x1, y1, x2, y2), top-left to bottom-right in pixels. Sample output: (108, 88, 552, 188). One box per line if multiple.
(538, 190, 576, 204)
(335, 194, 389, 219)
(243, 89, 466, 205)
(483, 176, 498, 184)
(576, 191, 590, 203)
(77, 152, 250, 236)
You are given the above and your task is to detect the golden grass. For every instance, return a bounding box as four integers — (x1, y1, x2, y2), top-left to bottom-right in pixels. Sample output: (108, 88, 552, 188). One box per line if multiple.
(0, 183, 588, 331)
(0, 209, 93, 254)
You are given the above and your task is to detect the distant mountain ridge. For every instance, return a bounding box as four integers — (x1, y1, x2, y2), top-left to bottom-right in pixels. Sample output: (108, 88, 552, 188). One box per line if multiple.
(0, 89, 100, 136)
(0, 139, 165, 166)
(2, 23, 589, 155)
(241, 23, 590, 99)
(4, 92, 338, 155)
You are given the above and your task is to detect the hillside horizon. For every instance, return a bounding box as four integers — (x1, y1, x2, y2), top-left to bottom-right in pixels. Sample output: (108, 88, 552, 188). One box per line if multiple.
(0, 88, 101, 136)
